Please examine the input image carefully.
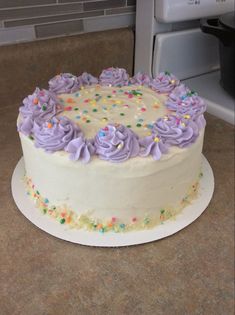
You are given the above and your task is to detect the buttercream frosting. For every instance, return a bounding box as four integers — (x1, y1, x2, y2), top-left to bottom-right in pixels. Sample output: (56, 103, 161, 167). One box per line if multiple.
(49, 73, 81, 94)
(99, 67, 129, 86)
(33, 116, 82, 152)
(94, 124, 140, 163)
(149, 71, 180, 93)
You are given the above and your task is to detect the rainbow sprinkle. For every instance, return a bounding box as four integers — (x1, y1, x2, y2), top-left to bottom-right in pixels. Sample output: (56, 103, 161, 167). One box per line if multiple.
(23, 174, 201, 233)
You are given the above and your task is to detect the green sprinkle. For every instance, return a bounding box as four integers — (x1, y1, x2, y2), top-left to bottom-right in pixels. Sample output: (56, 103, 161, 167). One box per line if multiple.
(120, 113, 125, 116)
(107, 95, 112, 98)
(36, 190, 40, 195)
(43, 209, 47, 214)
(136, 123, 142, 127)
(74, 107, 79, 111)
(164, 71, 170, 75)
(86, 120, 91, 123)
(60, 218, 65, 224)
(95, 93, 100, 96)
(127, 124, 132, 128)
(144, 218, 150, 225)
(29, 135, 34, 140)
(42, 104, 47, 111)
(160, 209, 165, 214)
(199, 172, 203, 178)
(92, 108, 98, 112)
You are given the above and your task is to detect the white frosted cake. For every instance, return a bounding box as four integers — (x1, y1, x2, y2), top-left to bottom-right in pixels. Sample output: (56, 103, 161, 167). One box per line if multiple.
(17, 68, 206, 233)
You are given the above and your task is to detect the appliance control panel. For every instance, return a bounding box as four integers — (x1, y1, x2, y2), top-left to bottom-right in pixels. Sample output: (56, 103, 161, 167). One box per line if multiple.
(155, 0, 235, 23)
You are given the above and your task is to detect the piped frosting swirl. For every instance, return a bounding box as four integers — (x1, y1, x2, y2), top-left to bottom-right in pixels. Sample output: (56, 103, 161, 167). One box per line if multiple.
(33, 116, 82, 152)
(94, 124, 140, 163)
(49, 73, 81, 94)
(99, 67, 129, 86)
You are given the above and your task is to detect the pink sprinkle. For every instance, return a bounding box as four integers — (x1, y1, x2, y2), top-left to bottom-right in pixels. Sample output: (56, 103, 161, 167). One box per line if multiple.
(141, 108, 146, 112)
(123, 104, 129, 108)
(176, 118, 181, 125)
(112, 90, 116, 93)
(103, 127, 108, 131)
(132, 217, 137, 222)
(84, 99, 90, 103)
(128, 94, 133, 98)
(124, 92, 128, 95)
(111, 217, 116, 223)
(64, 106, 72, 111)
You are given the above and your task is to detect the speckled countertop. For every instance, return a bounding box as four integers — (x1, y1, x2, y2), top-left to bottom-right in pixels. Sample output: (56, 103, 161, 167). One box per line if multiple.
(0, 29, 234, 315)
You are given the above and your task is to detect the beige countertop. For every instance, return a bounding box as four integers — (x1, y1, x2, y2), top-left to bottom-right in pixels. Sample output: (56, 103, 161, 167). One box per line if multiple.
(1, 105, 234, 314)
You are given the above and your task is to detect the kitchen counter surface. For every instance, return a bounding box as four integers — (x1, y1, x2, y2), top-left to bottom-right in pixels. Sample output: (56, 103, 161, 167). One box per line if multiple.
(1, 107, 234, 314)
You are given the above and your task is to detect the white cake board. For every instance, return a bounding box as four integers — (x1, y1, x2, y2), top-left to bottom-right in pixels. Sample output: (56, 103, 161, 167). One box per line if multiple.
(11, 156, 214, 247)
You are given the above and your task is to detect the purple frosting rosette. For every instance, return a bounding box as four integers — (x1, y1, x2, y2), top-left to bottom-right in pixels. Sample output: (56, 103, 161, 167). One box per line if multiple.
(66, 137, 96, 164)
(77, 72, 98, 86)
(149, 71, 180, 93)
(48, 73, 81, 94)
(153, 115, 199, 148)
(99, 67, 129, 87)
(18, 88, 62, 136)
(130, 72, 151, 86)
(94, 124, 140, 162)
(166, 84, 206, 129)
(139, 133, 168, 160)
(33, 116, 82, 152)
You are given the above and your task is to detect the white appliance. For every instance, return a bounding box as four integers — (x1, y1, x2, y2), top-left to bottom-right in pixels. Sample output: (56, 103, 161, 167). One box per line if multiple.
(134, 0, 235, 125)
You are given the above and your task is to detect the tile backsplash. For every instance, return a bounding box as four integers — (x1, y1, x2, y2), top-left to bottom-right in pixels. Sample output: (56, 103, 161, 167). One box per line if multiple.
(0, 0, 136, 45)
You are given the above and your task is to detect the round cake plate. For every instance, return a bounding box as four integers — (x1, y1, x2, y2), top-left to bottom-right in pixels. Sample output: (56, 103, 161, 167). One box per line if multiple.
(11, 156, 214, 247)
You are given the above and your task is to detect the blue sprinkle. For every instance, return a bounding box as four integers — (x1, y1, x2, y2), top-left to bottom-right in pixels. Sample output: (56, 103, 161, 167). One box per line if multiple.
(99, 131, 106, 137)
(75, 93, 80, 97)
(119, 223, 125, 229)
(112, 104, 117, 107)
(138, 118, 144, 122)
(76, 115, 81, 119)
(181, 95, 187, 100)
(44, 198, 49, 204)
(83, 110, 88, 114)
(147, 124, 153, 129)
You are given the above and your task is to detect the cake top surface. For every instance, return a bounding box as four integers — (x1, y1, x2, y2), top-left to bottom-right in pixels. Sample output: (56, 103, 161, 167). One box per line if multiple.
(59, 85, 168, 138)
(17, 68, 206, 163)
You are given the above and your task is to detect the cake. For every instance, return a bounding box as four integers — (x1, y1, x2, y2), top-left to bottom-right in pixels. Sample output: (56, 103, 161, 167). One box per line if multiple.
(17, 68, 206, 233)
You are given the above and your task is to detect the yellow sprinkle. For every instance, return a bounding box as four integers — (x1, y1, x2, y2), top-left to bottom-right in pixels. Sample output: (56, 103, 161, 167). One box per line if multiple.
(184, 114, 190, 119)
(102, 117, 108, 122)
(154, 137, 160, 142)
(170, 79, 176, 84)
(80, 86, 84, 90)
(115, 100, 122, 104)
(117, 143, 123, 149)
(181, 122, 186, 127)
